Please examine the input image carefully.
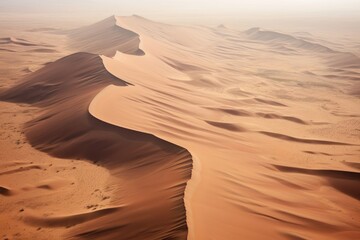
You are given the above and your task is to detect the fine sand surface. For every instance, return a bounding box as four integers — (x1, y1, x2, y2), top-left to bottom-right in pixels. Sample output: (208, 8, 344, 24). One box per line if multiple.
(0, 15, 360, 240)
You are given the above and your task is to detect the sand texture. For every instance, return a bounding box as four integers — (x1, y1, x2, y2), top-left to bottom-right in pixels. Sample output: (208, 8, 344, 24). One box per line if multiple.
(0, 15, 359, 240)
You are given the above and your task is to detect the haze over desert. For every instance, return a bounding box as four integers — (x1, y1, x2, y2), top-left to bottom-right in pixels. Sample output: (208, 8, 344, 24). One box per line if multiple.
(0, 1, 359, 240)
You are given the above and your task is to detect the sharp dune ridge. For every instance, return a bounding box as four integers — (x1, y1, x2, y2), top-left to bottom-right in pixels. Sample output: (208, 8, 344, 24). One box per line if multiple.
(0, 14, 359, 240)
(0, 52, 193, 239)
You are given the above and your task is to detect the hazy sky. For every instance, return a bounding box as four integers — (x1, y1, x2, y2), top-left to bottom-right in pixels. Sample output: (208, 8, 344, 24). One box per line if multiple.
(1, 0, 359, 16)
(1, 0, 359, 31)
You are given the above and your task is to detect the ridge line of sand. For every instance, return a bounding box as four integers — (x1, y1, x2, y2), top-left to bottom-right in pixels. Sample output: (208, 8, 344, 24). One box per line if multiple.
(88, 84, 197, 239)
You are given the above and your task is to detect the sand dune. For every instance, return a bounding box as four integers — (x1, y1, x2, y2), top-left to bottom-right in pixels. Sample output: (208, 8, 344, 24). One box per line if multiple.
(65, 16, 144, 57)
(0, 39, 55, 57)
(244, 28, 335, 53)
(274, 165, 360, 200)
(259, 131, 355, 145)
(0, 52, 192, 239)
(328, 52, 360, 69)
(23, 206, 120, 228)
(1, 52, 128, 104)
(0, 14, 359, 240)
(0, 37, 39, 47)
(89, 16, 360, 240)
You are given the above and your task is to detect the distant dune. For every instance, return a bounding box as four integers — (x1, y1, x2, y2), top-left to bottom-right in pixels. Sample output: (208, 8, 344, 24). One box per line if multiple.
(244, 27, 335, 53)
(66, 16, 144, 57)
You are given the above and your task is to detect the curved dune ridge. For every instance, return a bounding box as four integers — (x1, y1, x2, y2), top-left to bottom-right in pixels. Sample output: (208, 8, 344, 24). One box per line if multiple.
(88, 16, 360, 240)
(0, 52, 192, 239)
(1, 15, 360, 240)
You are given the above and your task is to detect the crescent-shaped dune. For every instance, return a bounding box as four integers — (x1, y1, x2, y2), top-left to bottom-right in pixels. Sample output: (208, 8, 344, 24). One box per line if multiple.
(0, 52, 192, 239)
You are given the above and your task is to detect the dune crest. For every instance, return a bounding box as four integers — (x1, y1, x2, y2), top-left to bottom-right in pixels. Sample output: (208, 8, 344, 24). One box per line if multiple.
(0, 52, 192, 239)
(89, 15, 360, 240)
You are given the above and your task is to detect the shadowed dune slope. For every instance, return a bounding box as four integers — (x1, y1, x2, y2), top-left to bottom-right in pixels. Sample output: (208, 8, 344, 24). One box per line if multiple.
(65, 16, 144, 57)
(274, 165, 360, 201)
(0, 52, 192, 240)
(0, 52, 129, 105)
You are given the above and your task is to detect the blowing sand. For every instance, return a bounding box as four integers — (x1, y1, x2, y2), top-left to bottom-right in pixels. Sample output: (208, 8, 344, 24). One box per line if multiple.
(0, 14, 359, 240)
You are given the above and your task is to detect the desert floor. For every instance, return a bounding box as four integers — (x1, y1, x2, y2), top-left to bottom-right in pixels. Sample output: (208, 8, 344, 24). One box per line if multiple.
(0, 15, 359, 240)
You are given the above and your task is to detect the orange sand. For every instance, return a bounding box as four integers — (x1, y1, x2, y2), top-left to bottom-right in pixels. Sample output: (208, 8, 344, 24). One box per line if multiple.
(0, 15, 359, 240)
